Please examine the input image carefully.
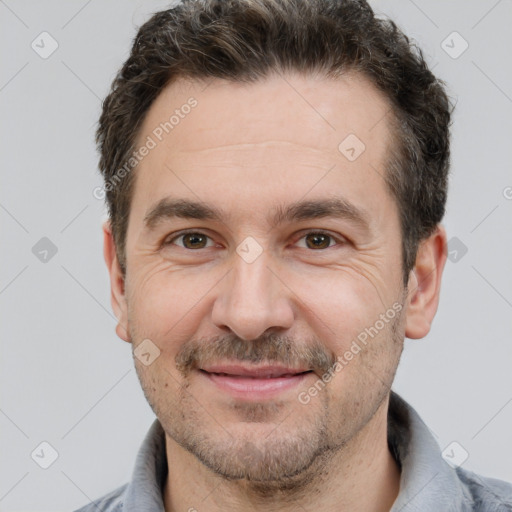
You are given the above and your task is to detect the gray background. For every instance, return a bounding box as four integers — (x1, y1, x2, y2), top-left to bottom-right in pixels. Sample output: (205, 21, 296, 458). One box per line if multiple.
(1, 0, 511, 510)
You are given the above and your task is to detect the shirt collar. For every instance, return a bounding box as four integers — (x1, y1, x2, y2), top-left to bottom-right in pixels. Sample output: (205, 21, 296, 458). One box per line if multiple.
(388, 391, 472, 511)
(124, 417, 167, 511)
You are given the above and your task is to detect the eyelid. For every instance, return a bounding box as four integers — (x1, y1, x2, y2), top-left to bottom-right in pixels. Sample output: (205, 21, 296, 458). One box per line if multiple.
(163, 229, 217, 248)
(292, 229, 348, 248)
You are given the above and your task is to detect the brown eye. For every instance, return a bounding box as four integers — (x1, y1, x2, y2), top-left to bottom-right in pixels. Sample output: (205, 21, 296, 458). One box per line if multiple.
(304, 232, 334, 249)
(295, 231, 346, 250)
(167, 232, 213, 249)
(183, 233, 208, 249)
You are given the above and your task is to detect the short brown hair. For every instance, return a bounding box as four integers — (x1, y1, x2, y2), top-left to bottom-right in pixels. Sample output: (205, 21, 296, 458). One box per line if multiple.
(97, 0, 453, 285)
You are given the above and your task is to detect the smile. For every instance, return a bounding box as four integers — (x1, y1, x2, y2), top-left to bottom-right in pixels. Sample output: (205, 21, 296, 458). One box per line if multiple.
(199, 364, 314, 399)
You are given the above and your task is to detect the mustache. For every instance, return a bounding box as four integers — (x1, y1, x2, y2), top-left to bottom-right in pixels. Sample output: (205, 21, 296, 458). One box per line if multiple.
(175, 333, 337, 377)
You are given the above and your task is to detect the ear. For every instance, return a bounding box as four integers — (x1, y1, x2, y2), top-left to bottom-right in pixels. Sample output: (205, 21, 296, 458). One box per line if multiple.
(103, 220, 131, 343)
(404, 224, 447, 339)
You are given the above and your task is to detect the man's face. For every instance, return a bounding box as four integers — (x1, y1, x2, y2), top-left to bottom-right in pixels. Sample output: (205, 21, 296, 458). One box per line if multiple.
(116, 72, 410, 484)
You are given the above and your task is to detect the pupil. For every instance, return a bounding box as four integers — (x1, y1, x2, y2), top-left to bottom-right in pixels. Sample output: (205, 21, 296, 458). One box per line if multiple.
(307, 233, 329, 249)
(185, 233, 205, 248)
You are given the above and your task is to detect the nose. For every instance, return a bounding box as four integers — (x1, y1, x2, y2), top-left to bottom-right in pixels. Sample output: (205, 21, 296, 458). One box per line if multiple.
(211, 247, 294, 341)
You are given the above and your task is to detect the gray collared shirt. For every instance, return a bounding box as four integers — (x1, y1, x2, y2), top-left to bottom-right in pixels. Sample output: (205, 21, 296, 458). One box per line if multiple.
(74, 391, 512, 511)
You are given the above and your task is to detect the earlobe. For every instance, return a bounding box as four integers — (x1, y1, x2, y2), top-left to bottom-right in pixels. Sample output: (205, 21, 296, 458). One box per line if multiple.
(102, 220, 131, 343)
(404, 225, 448, 340)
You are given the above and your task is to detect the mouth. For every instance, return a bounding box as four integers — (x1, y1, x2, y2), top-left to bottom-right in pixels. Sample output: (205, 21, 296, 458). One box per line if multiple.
(199, 364, 314, 399)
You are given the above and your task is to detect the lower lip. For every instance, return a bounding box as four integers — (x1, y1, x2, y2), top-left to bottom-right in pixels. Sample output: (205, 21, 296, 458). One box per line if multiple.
(200, 370, 312, 400)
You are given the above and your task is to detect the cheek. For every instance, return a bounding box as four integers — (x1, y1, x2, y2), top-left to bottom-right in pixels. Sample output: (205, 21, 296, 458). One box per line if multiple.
(289, 266, 389, 353)
(127, 263, 221, 344)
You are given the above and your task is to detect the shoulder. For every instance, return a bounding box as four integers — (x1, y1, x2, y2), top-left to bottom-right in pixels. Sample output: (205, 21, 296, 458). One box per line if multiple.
(73, 483, 128, 512)
(456, 466, 512, 511)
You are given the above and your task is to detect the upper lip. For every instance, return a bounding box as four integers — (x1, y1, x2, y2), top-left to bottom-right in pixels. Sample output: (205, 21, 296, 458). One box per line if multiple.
(200, 364, 311, 378)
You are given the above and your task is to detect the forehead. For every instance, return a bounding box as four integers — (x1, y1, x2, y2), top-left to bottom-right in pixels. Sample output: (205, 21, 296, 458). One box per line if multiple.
(129, 71, 396, 230)
(137, 71, 392, 151)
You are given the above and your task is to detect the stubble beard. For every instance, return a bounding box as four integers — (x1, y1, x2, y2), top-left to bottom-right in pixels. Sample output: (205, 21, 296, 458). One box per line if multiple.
(134, 350, 342, 497)
(130, 298, 405, 498)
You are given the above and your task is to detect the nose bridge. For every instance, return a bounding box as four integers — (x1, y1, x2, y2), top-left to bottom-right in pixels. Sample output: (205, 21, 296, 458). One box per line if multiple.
(231, 250, 272, 305)
(211, 244, 294, 340)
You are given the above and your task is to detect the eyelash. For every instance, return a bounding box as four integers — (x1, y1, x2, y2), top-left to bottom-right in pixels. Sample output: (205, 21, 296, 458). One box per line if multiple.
(163, 230, 346, 250)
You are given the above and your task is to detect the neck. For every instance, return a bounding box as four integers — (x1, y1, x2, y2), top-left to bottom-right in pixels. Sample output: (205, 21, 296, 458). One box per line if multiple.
(163, 397, 401, 512)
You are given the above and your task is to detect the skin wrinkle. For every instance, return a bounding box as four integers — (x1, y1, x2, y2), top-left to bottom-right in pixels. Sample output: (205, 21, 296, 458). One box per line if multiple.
(176, 139, 330, 153)
(104, 71, 447, 512)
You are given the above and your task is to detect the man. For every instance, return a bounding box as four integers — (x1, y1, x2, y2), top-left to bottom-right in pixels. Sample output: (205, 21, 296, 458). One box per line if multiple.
(76, 0, 512, 510)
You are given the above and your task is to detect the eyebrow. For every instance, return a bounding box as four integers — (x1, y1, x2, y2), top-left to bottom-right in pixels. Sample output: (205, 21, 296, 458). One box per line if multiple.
(143, 197, 370, 232)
